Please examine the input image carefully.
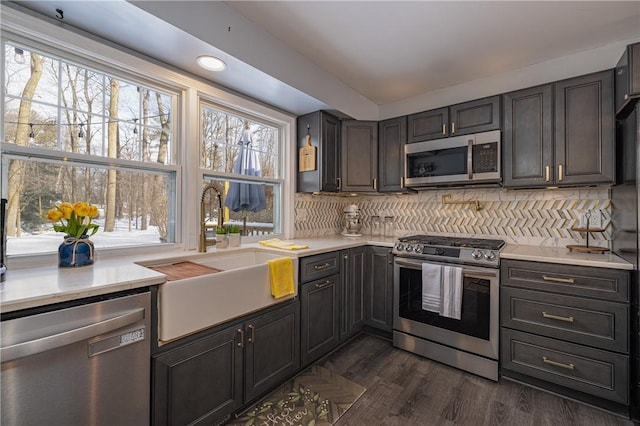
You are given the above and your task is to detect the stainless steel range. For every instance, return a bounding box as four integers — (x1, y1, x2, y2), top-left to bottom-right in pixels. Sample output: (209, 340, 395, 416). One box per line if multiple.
(392, 235, 505, 381)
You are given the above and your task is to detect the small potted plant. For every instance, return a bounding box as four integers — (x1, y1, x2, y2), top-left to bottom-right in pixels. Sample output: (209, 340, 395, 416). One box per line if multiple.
(215, 227, 228, 249)
(227, 224, 241, 247)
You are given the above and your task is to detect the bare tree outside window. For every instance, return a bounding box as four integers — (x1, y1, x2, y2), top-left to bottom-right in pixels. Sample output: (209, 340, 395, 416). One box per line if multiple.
(1, 43, 177, 255)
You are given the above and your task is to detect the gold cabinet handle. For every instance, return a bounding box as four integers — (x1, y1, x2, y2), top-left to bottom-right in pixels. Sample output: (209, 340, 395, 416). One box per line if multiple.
(313, 262, 331, 271)
(558, 164, 563, 181)
(545, 165, 550, 182)
(237, 328, 244, 348)
(315, 280, 331, 289)
(542, 275, 574, 284)
(442, 124, 447, 135)
(542, 356, 575, 370)
(400, 176, 405, 189)
(248, 324, 255, 343)
(451, 122, 456, 134)
(373, 178, 377, 190)
(542, 311, 574, 323)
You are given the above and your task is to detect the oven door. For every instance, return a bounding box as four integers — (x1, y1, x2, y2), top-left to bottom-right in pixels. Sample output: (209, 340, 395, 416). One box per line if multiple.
(393, 257, 499, 360)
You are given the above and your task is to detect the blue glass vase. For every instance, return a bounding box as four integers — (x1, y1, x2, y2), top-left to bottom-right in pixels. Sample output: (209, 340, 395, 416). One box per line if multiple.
(58, 235, 94, 267)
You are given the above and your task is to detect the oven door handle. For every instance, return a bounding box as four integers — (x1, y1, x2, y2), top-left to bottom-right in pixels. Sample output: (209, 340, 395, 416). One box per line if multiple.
(394, 259, 498, 279)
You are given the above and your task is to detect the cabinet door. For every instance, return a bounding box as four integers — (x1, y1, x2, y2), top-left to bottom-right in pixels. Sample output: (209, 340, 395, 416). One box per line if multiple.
(503, 84, 554, 188)
(449, 96, 501, 137)
(340, 247, 366, 341)
(296, 111, 340, 193)
(341, 120, 378, 192)
(555, 70, 615, 186)
(153, 327, 243, 426)
(615, 42, 640, 118)
(300, 274, 340, 366)
(321, 112, 341, 192)
(365, 246, 393, 332)
(407, 107, 449, 142)
(378, 116, 408, 192)
(244, 301, 300, 402)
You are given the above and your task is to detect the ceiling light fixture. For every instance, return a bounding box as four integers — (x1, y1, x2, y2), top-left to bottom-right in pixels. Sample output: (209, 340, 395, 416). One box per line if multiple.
(196, 55, 226, 71)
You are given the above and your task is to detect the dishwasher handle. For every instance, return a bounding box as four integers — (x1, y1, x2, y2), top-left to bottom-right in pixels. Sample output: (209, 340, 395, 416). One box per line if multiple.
(1, 308, 145, 362)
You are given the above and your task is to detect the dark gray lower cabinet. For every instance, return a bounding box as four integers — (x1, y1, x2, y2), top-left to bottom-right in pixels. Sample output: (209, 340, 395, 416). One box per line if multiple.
(153, 301, 299, 426)
(500, 259, 630, 413)
(300, 274, 340, 366)
(340, 247, 366, 342)
(365, 246, 393, 332)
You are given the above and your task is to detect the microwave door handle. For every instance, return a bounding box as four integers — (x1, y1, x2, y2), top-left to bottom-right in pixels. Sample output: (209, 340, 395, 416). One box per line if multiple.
(467, 139, 473, 180)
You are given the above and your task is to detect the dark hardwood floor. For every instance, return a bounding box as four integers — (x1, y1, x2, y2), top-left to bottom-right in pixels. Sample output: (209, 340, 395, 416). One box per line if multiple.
(319, 333, 634, 426)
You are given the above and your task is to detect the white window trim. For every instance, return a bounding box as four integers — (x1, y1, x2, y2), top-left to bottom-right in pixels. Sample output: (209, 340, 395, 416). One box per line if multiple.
(1, 4, 296, 267)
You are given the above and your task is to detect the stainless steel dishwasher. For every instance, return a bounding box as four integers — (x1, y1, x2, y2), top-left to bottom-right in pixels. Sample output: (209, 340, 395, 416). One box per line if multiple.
(1, 291, 151, 425)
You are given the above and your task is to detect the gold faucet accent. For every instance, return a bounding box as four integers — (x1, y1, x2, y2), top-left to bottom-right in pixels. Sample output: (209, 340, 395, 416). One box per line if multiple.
(442, 194, 482, 211)
(198, 182, 224, 252)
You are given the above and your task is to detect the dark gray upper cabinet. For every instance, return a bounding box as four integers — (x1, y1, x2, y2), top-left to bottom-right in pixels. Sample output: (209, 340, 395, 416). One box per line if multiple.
(341, 120, 378, 193)
(297, 110, 340, 193)
(449, 96, 502, 136)
(407, 96, 501, 143)
(503, 84, 554, 188)
(407, 107, 449, 142)
(378, 116, 408, 192)
(615, 42, 640, 119)
(555, 69, 615, 186)
(365, 246, 393, 332)
(503, 70, 615, 188)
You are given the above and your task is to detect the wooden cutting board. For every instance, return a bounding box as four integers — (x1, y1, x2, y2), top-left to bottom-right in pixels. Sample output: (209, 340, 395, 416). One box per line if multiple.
(299, 134, 316, 172)
(148, 261, 222, 281)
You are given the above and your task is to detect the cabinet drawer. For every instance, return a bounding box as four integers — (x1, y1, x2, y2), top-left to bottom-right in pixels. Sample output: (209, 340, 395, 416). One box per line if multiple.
(300, 251, 340, 282)
(501, 259, 629, 302)
(501, 287, 629, 353)
(501, 329, 629, 404)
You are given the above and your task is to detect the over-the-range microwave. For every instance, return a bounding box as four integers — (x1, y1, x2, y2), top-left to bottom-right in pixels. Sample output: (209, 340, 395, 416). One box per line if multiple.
(404, 129, 501, 187)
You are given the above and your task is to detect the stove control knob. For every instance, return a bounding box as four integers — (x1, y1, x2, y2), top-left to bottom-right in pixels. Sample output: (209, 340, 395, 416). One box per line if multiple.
(484, 251, 496, 260)
(405, 244, 415, 253)
(395, 243, 404, 251)
(414, 245, 423, 254)
(471, 249, 483, 259)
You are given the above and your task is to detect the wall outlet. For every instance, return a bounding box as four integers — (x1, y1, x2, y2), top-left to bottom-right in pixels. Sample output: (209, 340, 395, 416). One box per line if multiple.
(579, 210, 602, 229)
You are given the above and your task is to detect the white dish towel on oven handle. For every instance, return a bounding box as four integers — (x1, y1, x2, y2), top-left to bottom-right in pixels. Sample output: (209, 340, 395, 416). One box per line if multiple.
(440, 265, 463, 320)
(421, 262, 442, 313)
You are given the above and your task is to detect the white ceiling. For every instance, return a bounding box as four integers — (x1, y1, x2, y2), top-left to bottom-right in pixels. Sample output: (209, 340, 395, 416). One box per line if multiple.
(6, 1, 640, 120)
(227, 1, 640, 105)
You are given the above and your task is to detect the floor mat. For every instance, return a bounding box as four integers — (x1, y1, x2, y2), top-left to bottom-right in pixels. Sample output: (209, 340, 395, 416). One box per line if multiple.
(227, 365, 366, 426)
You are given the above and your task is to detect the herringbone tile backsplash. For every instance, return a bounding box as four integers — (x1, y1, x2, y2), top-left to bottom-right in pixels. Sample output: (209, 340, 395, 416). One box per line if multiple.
(294, 187, 611, 248)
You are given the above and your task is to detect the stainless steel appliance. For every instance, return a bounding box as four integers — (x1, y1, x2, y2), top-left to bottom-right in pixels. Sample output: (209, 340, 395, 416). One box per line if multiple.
(404, 130, 501, 187)
(392, 235, 504, 380)
(1, 291, 151, 425)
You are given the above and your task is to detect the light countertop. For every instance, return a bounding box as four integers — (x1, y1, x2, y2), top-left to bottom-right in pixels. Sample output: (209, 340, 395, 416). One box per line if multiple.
(501, 244, 633, 270)
(1, 236, 632, 313)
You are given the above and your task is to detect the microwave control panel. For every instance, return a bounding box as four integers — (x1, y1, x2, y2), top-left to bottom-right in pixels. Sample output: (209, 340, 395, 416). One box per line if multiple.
(472, 142, 498, 173)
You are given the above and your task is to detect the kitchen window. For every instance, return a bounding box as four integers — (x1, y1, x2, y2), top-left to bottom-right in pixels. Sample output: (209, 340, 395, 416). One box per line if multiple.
(1, 41, 179, 257)
(200, 103, 282, 237)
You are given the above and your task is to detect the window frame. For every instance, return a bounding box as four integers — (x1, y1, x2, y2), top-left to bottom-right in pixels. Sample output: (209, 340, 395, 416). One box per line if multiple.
(0, 5, 296, 268)
(199, 98, 285, 241)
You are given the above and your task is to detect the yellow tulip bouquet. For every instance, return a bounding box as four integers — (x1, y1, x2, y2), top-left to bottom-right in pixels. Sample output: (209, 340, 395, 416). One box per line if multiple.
(46, 201, 100, 238)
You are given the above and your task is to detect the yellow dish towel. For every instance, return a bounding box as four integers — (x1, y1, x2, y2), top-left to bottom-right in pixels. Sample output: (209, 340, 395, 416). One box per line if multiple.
(258, 238, 309, 250)
(266, 257, 295, 299)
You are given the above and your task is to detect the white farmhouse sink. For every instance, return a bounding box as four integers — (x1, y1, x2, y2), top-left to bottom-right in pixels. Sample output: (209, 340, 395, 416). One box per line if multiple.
(139, 249, 298, 343)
